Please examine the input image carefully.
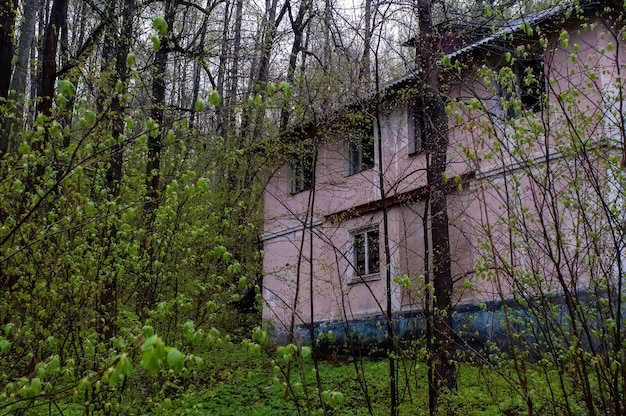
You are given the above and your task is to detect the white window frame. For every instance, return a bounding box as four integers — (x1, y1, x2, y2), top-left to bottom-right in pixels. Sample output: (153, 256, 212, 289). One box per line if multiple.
(350, 228, 381, 282)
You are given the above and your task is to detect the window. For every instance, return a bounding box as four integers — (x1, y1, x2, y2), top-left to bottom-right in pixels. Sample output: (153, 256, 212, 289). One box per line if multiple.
(495, 58, 545, 119)
(408, 100, 425, 154)
(353, 229, 380, 278)
(290, 153, 313, 194)
(348, 118, 375, 175)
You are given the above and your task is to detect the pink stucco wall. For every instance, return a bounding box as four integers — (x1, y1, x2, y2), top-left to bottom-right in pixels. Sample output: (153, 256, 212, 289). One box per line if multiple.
(262, 13, 626, 335)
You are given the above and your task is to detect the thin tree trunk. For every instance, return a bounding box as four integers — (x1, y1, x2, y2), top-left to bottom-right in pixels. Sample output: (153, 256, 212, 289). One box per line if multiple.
(226, 0, 243, 129)
(2, 0, 39, 153)
(279, 0, 310, 130)
(9, 0, 38, 99)
(360, 0, 372, 83)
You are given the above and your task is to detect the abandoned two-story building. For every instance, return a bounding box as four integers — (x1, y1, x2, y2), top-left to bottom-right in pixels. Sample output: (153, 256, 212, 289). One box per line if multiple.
(261, 1, 626, 347)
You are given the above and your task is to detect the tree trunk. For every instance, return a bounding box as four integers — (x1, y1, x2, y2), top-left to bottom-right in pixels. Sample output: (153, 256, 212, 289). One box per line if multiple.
(279, 0, 310, 130)
(141, 0, 177, 316)
(360, 0, 372, 84)
(416, 0, 457, 402)
(0, 0, 18, 154)
(0, 0, 17, 99)
(36, 0, 69, 122)
(96, 0, 135, 341)
(3, 0, 39, 152)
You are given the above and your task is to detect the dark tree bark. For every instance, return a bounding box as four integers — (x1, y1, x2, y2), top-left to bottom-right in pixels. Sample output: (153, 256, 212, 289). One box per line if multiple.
(146, 0, 178, 210)
(359, 0, 372, 83)
(242, 0, 287, 141)
(279, 0, 311, 130)
(227, 0, 243, 122)
(416, 0, 457, 404)
(96, 0, 135, 341)
(139, 0, 178, 317)
(0, 0, 16, 99)
(36, 0, 69, 123)
(0, 0, 18, 154)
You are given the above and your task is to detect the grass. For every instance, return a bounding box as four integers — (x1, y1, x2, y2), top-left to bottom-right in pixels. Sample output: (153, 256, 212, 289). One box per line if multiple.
(21, 341, 581, 415)
(185, 344, 557, 416)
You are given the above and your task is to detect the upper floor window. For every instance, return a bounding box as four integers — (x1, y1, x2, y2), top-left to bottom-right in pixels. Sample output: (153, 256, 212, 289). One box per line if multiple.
(348, 118, 375, 175)
(353, 228, 380, 278)
(290, 153, 313, 194)
(495, 58, 545, 119)
(408, 99, 425, 154)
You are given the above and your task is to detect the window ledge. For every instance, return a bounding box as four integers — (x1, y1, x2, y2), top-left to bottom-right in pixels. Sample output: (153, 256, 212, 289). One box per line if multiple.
(347, 166, 375, 177)
(348, 273, 381, 285)
(289, 188, 310, 195)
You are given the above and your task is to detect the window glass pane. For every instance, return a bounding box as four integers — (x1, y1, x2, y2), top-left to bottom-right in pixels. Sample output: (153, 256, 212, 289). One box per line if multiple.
(409, 102, 424, 154)
(355, 233, 366, 276)
(367, 230, 380, 274)
(519, 59, 544, 113)
(349, 141, 361, 174)
(348, 116, 375, 174)
(362, 135, 375, 169)
(497, 59, 544, 119)
(291, 153, 313, 193)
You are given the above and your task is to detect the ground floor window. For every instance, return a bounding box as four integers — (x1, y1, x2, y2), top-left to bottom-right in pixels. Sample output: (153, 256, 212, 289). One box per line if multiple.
(353, 228, 380, 277)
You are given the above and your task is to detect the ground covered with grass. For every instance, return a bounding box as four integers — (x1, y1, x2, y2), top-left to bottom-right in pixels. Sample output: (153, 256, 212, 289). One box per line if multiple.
(180, 343, 567, 416)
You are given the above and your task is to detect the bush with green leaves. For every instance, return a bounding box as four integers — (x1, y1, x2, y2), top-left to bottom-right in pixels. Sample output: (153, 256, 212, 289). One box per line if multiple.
(0, 78, 266, 413)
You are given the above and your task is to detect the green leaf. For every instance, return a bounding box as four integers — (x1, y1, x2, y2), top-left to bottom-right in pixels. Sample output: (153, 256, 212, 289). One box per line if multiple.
(77, 378, 90, 392)
(252, 327, 268, 345)
(301, 346, 311, 360)
(152, 16, 168, 35)
(141, 348, 161, 374)
(167, 348, 185, 373)
(214, 245, 226, 260)
(56, 94, 68, 109)
(126, 53, 135, 66)
(278, 81, 291, 97)
(209, 91, 221, 107)
(109, 355, 133, 386)
(29, 377, 42, 396)
(142, 334, 160, 352)
(58, 79, 76, 99)
(0, 338, 10, 354)
(559, 30, 569, 48)
(194, 99, 204, 112)
(151, 35, 161, 51)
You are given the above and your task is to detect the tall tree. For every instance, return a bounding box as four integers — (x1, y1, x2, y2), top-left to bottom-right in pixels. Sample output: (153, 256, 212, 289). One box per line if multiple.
(415, 0, 457, 405)
(1, 0, 40, 153)
(0, 0, 18, 154)
(36, 0, 69, 122)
